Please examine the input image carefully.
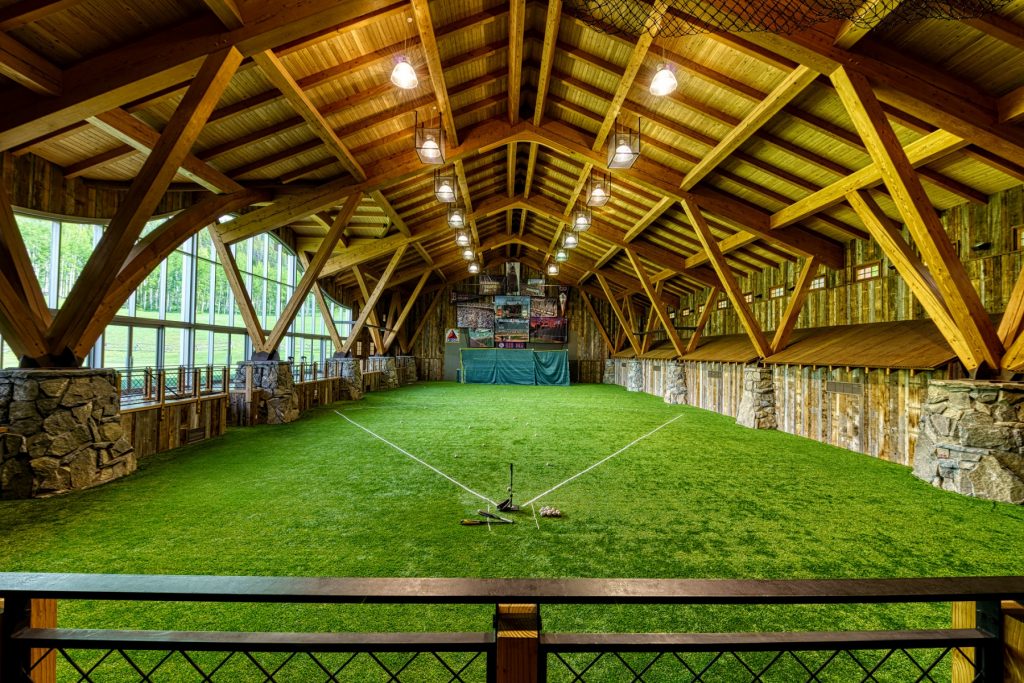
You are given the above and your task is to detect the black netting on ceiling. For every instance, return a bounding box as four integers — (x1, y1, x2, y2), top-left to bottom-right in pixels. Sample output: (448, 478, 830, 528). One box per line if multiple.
(563, 0, 1013, 37)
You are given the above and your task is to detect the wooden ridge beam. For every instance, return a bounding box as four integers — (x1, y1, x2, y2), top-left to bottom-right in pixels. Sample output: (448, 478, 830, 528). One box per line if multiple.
(686, 286, 720, 353)
(597, 273, 641, 357)
(833, 68, 1001, 371)
(626, 249, 686, 358)
(343, 246, 407, 354)
(46, 47, 243, 364)
(508, 0, 525, 124)
(383, 271, 431, 352)
(682, 198, 771, 358)
(771, 255, 819, 353)
(211, 227, 267, 350)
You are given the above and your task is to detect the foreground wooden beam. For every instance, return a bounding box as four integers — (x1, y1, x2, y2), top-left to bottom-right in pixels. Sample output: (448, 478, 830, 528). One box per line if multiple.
(343, 246, 407, 354)
(597, 273, 641, 357)
(771, 255, 819, 353)
(0, 32, 62, 96)
(686, 286, 720, 354)
(383, 271, 431, 353)
(211, 227, 268, 351)
(626, 249, 686, 358)
(832, 66, 1002, 372)
(580, 291, 615, 354)
(0, 179, 50, 327)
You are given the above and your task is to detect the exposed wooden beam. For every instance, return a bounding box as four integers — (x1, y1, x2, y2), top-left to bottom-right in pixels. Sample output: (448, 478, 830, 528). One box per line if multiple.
(201, 0, 245, 29)
(998, 85, 1024, 125)
(88, 109, 243, 193)
(580, 291, 615, 354)
(64, 145, 137, 179)
(46, 47, 242, 363)
(298, 252, 344, 352)
(771, 256, 819, 353)
(410, 0, 457, 144)
(383, 270, 431, 352)
(833, 66, 1002, 371)
(264, 193, 360, 353)
(343, 245, 407, 354)
(533, 0, 561, 125)
(0, 32, 62, 95)
(351, 265, 385, 352)
(998, 262, 1024, 347)
(685, 286, 720, 353)
(407, 288, 444, 353)
(0, 0, 83, 31)
(0, 178, 50, 327)
(626, 249, 686, 358)
(597, 273, 642, 356)
(0, 269, 48, 359)
(832, 0, 904, 48)
(508, 0, 525, 124)
(682, 199, 771, 358)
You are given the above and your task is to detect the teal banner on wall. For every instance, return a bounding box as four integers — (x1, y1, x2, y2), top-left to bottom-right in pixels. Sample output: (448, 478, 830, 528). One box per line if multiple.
(460, 349, 569, 386)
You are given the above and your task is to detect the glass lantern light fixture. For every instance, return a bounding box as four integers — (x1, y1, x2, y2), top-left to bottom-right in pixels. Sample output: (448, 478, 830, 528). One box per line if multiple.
(562, 231, 579, 250)
(571, 204, 592, 232)
(649, 64, 678, 96)
(433, 167, 457, 203)
(390, 57, 418, 90)
(454, 229, 471, 248)
(468, 260, 481, 274)
(461, 246, 475, 260)
(547, 262, 560, 276)
(414, 111, 444, 164)
(447, 205, 466, 229)
(586, 172, 611, 207)
(608, 116, 641, 169)
(555, 248, 569, 262)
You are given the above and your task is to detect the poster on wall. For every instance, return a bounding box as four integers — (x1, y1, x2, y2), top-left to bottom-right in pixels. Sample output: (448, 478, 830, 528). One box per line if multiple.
(450, 290, 485, 304)
(456, 303, 495, 328)
(504, 261, 521, 295)
(494, 295, 530, 319)
(468, 328, 494, 348)
(523, 278, 545, 297)
(531, 297, 559, 318)
(445, 329, 460, 344)
(497, 341, 527, 349)
(530, 317, 568, 343)
(495, 318, 529, 344)
(479, 272, 501, 295)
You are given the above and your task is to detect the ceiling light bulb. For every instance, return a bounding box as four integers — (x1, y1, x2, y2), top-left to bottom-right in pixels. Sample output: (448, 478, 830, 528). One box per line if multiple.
(420, 136, 440, 159)
(574, 212, 591, 230)
(563, 232, 579, 249)
(547, 263, 559, 276)
(390, 58, 418, 90)
(462, 247, 475, 260)
(612, 138, 634, 165)
(468, 260, 481, 274)
(448, 210, 464, 228)
(455, 230, 471, 247)
(436, 181, 455, 202)
(555, 248, 569, 262)
(649, 65, 678, 96)
(592, 185, 606, 199)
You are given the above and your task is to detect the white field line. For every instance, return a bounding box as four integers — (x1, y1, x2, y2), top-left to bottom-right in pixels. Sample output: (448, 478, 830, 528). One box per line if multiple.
(520, 413, 685, 507)
(334, 411, 499, 507)
(531, 503, 540, 529)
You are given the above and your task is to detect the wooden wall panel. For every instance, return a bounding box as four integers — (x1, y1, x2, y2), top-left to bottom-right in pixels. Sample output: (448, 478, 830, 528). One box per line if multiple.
(121, 396, 228, 458)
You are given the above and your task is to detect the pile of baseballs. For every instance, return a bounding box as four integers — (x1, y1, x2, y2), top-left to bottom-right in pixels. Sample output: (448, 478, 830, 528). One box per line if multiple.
(539, 506, 562, 517)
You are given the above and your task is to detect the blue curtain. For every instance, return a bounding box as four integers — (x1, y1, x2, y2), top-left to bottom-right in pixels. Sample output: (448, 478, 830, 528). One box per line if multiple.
(461, 349, 496, 384)
(460, 349, 570, 385)
(535, 350, 569, 386)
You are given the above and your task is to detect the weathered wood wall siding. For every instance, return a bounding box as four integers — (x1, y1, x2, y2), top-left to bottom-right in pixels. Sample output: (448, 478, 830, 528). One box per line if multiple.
(121, 396, 228, 458)
(410, 289, 453, 382)
(680, 186, 1024, 337)
(295, 377, 353, 412)
(684, 362, 746, 417)
(2, 151, 195, 220)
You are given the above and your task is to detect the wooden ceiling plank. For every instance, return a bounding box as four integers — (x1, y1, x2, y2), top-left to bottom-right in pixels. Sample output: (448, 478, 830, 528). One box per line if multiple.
(344, 245, 407, 354)
(383, 270, 431, 352)
(597, 272, 642, 356)
(833, 67, 1001, 371)
(847, 188, 977, 367)
(682, 198, 771, 358)
(49, 46, 243, 363)
(63, 145, 137, 179)
(89, 108, 243, 193)
(626, 249, 686, 358)
(685, 286, 720, 353)
(0, 0, 82, 31)
(771, 255, 819, 353)
(265, 193, 360, 353)
(0, 32, 62, 95)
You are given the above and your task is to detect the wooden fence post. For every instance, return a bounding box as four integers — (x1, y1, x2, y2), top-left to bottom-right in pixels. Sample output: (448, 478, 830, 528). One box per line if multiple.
(953, 600, 1024, 682)
(0, 596, 55, 682)
(495, 603, 539, 683)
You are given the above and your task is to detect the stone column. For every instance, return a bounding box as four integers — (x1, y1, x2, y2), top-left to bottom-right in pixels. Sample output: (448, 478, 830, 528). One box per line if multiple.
(380, 357, 400, 390)
(234, 361, 299, 424)
(603, 359, 616, 385)
(339, 358, 363, 400)
(626, 359, 643, 392)
(664, 361, 687, 405)
(0, 369, 136, 499)
(736, 365, 777, 430)
(913, 380, 1024, 503)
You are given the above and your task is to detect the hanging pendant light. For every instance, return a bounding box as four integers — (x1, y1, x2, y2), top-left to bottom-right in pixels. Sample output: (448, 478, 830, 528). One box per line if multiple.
(468, 260, 481, 274)
(555, 248, 569, 262)
(586, 172, 611, 207)
(571, 204, 592, 232)
(547, 262, 560, 276)
(461, 246, 475, 260)
(414, 111, 444, 164)
(447, 205, 466, 229)
(390, 57, 418, 90)
(434, 167, 457, 203)
(608, 117, 641, 169)
(649, 64, 678, 96)
(454, 229, 471, 247)
(563, 232, 579, 249)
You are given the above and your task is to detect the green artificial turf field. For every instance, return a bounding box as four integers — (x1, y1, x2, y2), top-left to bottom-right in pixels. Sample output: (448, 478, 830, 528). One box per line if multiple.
(1, 382, 1022, 680)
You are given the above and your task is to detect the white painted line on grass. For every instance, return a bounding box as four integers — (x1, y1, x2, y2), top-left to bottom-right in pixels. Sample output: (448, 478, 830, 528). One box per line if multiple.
(520, 413, 685, 507)
(531, 503, 540, 530)
(334, 411, 499, 507)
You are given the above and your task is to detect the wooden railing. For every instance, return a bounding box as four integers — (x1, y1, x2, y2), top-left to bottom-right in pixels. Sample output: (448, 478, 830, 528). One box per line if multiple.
(1, 574, 1022, 682)
(114, 366, 230, 408)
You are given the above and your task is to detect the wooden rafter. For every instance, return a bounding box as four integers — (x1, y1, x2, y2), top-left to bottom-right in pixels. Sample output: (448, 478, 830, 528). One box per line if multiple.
(0, 179, 50, 327)
(211, 227, 267, 350)
(832, 66, 1002, 372)
(0, 31, 62, 95)
(201, 0, 244, 29)
(0, 0, 84, 31)
(998, 262, 1024, 347)
(682, 198, 771, 358)
(832, 0, 904, 48)
(410, 0, 457, 144)
(45, 46, 243, 364)
(351, 265, 386, 353)
(383, 271, 431, 352)
(343, 245, 407, 354)
(771, 255, 819, 353)
(297, 252, 345, 353)
(580, 291, 615, 354)
(508, 0, 525, 124)
(626, 249, 686, 358)
(596, 273, 641, 356)
(686, 286, 721, 354)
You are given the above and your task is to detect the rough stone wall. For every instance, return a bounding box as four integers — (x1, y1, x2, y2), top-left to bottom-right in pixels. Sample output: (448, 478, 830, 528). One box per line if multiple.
(913, 380, 1024, 504)
(380, 357, 400, 390)
(603, 359, 616, 384)
(0, 369, 136, 498)
(736, 365, 777, 430)
(233, 362, 299, 424)
(664, 362, 687, 405)
(339, 358, 363, 400)
(626, 359, 643, 392)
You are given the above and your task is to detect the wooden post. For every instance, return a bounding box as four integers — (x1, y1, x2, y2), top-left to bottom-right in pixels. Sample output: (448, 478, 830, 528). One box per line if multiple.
(29, 599, 56, 683)
(953, 600, 1023, 682)
(0, 595, 54, 682)
(157, 370, 166, 406)
(495, 603, 539, 683)
(143, 367, 152, 400)
(193, 367, 200, 398)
